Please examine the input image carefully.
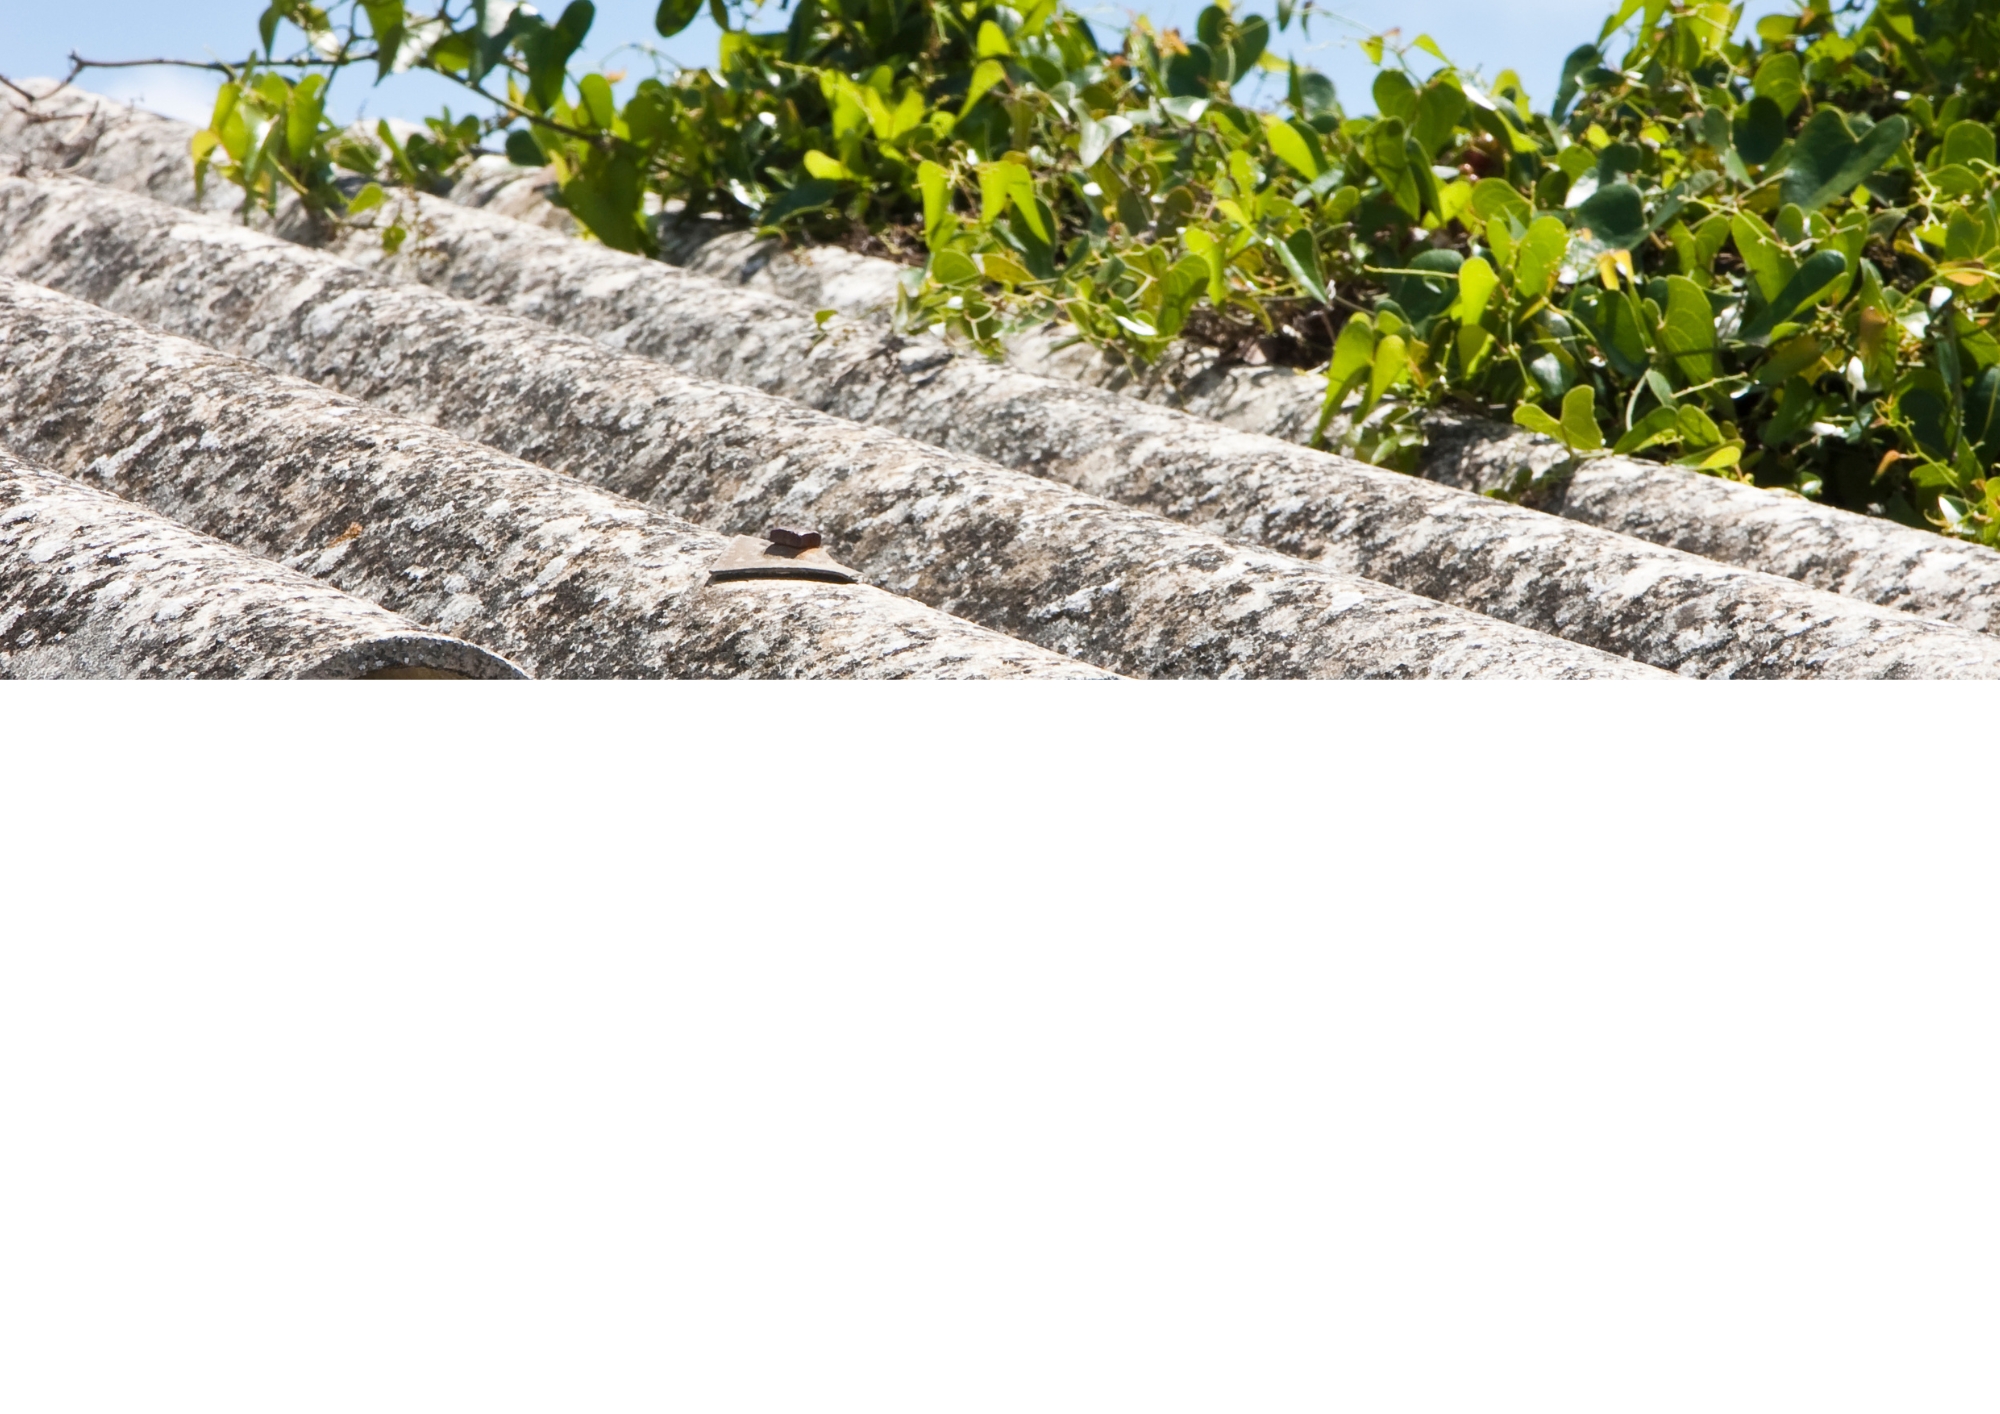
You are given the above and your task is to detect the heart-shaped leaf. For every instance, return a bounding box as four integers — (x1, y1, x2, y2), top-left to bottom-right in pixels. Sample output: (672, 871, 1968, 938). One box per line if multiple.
(1780, 110, 1910, 212)
(654, 0, 702, 37)
(1660, 276, 1719, 385)
(1512, 403, 1565, 440)
(1739, 248, 1849, 342)
(1573, 182, 1646, 249)
(1560, 384, 1605, 451)
(1732, 95, 1786, 166)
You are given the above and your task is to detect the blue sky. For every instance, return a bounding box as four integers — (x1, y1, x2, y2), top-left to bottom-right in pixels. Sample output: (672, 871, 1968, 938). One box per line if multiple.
(5, 0, 1631, 129)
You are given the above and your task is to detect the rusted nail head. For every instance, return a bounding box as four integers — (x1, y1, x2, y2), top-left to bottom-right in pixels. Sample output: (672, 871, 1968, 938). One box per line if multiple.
(766, 524, 822, 549)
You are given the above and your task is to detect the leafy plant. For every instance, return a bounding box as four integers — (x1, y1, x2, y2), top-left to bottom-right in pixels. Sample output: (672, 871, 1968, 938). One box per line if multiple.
(92, 0, 2000, 544)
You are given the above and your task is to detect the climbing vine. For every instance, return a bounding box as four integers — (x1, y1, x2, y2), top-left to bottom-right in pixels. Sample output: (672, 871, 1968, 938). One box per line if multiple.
(74, 0, 2000, 542)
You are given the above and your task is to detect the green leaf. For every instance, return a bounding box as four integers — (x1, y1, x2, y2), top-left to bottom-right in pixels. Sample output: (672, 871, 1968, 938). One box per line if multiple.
(1967, 366, 2000, 466)
(1613, 404, 1683, 455)
(560, 142, 646, 254)
(1577, 286, 1650, 380)
(1371, 70, 1417, 121)
(1365, 333, 1407, 412)
(1183, 227, 1227, 304)
(520, 2, 594, 111)
(765, 177, 845, 225)
(1780, 110, 1910, 213)
(1158, 252, 1211, 335)
(1514, 215, 1569, 296)
(345, 181, 387, 215)
(1261, 113, 1319, 180)
(1729, 212, 1796, 303)
(977, 162, 1017, 226)
(1756, 336, 1826, 387)
(1573, 183, 1646, 250)
(802, 150, 853, 180)
(1365, 118, 1422, 221)
(1453, 256, 1498, 323)
(1512, 404, 1565, 440)
(578, 71, 616, 130)
(1078, 115, 1131, 170)
(1327, 315, 1375, 393)
(505, 128, 544, 166)
(918, 160, 949, 238)
(1008, 181, 1049, 242)
(362, 1, 406, 79)
(1410, 80, 1466, 159)
(1469, 177, 1530, 224)
(655, 0, 703, 37)
(1229, 16, 1271, 80)
(427, 29, 479, 73)
(1732, 96, 1786, 167)
(1660, 275, 1719, 385)
(1679, 445, 1742, 472)
(1942, 120, 1997, 170)
(1751, 52, 1804, 117)
(1274, 229, 1329, 304)
(976, 20, 1013, 57)
(961, 59, 1007, 116)
(1739, 249, 1849, 343)
(981, 251, 1033, 285)
(1560, 385, 1604, 451)
(931, 249, 981, 285)
(285, 73, 326, 165)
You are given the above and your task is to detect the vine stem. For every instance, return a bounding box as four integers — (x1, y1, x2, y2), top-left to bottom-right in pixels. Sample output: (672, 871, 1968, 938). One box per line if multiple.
(68, 54, 238, 73)
(64, 50, 609, 149)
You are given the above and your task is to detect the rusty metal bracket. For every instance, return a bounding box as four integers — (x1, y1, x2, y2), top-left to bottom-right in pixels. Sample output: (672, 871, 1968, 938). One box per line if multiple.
(706, 534, 859, 584)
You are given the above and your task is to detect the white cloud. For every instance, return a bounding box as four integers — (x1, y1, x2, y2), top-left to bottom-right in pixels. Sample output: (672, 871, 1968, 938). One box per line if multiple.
(86, 67, 218, 126)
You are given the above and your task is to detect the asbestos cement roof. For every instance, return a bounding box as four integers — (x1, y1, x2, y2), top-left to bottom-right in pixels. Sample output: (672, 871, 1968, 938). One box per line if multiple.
(5, 80, 2000, 680)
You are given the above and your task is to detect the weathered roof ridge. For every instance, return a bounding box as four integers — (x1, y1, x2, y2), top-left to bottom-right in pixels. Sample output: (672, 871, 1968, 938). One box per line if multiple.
(0, 273, 1109, 680)
(0, 441, 525, 679)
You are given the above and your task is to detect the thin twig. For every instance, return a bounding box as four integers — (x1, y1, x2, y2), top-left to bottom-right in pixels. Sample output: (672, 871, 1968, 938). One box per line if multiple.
(68, 54, 238, 76)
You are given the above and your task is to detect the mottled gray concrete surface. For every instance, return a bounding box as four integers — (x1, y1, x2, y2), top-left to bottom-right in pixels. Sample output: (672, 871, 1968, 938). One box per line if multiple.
(0, 180, 1646, 680)
(0, 443, 523, 679)
(0, 278, 1109, 680)
(1419, 415, 2000, 633)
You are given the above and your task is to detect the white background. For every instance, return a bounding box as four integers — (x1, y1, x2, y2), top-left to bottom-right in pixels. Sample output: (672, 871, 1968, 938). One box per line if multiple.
(3, 684, 1993, 1412)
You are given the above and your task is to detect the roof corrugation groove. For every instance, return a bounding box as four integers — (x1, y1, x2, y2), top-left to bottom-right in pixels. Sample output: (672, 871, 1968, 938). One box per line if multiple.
(0, 442, 523, 679)
(0, 276, 1107, 680)
(0, 176, 1649, 680)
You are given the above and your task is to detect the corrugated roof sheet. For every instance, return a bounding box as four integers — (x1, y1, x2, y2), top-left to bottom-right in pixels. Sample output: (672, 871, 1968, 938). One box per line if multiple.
(5, 80, 2000, 679)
